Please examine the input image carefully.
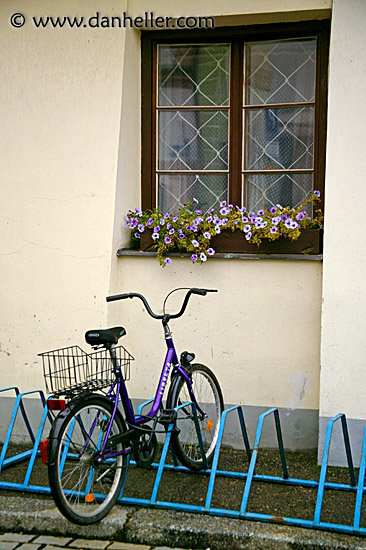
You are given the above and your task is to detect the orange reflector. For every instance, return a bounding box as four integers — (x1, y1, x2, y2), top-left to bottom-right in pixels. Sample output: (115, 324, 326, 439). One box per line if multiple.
(207, 419, 213, 431)
(85, 493, 95, 503)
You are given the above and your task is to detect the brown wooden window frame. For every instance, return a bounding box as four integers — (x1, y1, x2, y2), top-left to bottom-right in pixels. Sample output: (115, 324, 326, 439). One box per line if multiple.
(141, 20, 329, 217)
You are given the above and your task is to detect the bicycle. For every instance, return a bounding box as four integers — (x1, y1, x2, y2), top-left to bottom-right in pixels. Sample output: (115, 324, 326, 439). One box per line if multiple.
(39, 287, 224, 525)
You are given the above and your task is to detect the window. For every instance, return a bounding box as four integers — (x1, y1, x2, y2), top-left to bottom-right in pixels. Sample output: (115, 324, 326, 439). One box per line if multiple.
(141, 21, 329, 216)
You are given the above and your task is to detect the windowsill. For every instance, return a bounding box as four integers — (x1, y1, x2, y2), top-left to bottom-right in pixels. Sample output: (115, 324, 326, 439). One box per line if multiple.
(117, 248, 323, 261)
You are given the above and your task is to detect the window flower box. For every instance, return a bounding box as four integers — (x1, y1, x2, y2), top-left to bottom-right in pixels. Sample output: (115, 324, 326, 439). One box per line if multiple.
(211, 228, 322, 255)
(126, 193, 323, 266)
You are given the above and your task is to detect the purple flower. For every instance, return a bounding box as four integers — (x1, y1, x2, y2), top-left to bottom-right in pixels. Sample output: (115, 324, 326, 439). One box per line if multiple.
(270, 226, 278, 234)
(296, 212, 305, 221)
(276, 204, 283, 210)
(160, 219, 165, 225)
(146, 217, 153, 226)
(206, 215, 213, 223)
(257, 209, 264, 216)
(192, 239, 199, 247)
(138, 224, 145, 232)
(215, 226, 221, 234)
(130, 218, 138, 228)
(179, 233, 185, 239)
(243, 224, 251, 233)
(152, 232, 159, 240)
(173, 216, 178, 222)
(220, 207, 230, 216)
(200, 252, 207, 262)
(165, 236, 171, 244)
(134, 208, 142, 216)
(285, 219, 299, 229)
(193, 197, 199, 204)
(228, 204, 233, 209)
(203, 232, 211, 239)
(284, 219, 293, 229)
(249, 211, 255, 218)
(191, 253, 198, 262)
(134, 232, 141, 239)
(166, 223, 171, 229)
(169, 228, 175, 235)
(220, 200, 227, 207)
(242, 216, 249, 223)
(245, 232, 252, 241)
(221, 218, 228, 225)
(164, 213, 170, 219)
(261, 221, 268, 228)
(255, 216, 263, 223)
(314, 190, 321, 198)
(270, 207, 277, 214)
(207, 248, 215, 256)
(195, 210, 202, 215)
(272, 216, 281, 225)
(281, 214, 288, 221)
(154, 225, 160, 232)
(165, 257, 172, 265)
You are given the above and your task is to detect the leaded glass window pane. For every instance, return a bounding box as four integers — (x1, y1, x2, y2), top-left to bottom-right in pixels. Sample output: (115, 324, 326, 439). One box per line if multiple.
(158, 174, 228, 213)
(245, 173, 313, 212)
(243, 38, 317, 211)
(159, 110, 229, 171)
(158, 45, 230, 107)
(246, 106, 314, 171)
(157, 44, 230, 213)
(246, 39, 316, 105)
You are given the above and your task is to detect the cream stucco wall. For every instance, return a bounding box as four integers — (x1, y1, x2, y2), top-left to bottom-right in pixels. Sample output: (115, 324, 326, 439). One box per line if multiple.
(109, 258, 322, 414)
(0, 0, 333, 452)
(0, 0, 128, 390)
(319, 0, 366, 445)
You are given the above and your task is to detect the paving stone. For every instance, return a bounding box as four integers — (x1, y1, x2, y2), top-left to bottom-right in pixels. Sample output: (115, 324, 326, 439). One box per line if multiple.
(0, 543, 19, 550)
(152, 547, 186, 550)
(0, 536, 34, 544)
(69, 540, 110, 550)
(33, 537, 72, 547)
(17, 545, 42, 550)
(108, 544, 150, 550)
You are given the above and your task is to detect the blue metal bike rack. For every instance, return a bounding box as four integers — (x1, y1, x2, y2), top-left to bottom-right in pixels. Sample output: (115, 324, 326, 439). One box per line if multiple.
(0, 387, 52, 494)
(1, 387, 366, 536)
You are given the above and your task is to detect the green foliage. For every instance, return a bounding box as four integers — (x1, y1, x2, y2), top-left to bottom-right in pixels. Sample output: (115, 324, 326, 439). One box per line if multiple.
(125, 193, 323, 267)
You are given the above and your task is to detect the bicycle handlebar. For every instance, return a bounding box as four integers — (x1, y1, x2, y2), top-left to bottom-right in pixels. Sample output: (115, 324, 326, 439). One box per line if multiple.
(106, 288, 217, 322)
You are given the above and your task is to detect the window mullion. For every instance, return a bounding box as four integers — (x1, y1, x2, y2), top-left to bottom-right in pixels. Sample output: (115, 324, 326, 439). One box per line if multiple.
(229, 39, 243, 207)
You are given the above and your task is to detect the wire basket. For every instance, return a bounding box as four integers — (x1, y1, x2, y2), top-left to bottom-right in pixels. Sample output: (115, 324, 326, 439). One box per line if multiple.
(39, 345, 133, 397)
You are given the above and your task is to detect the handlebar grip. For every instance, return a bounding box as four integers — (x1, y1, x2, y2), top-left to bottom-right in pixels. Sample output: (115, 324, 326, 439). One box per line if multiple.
(106, 293, 133, 302)
(191, 288, 218, 296)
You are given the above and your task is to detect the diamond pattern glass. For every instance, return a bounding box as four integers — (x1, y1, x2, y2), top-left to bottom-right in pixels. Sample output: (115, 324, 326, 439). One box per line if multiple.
(158, 45, 230, 107)
(246, 39, 316, 105)
(245, 173, 313, 212)
(159, 110, 229, 171)
(246, 106, 314, 170)
(158, 174, 228, 213)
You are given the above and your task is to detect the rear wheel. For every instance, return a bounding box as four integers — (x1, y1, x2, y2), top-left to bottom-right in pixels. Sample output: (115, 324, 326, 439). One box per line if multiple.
(48, 395, 127, 525)
(167, 364, 224, 471)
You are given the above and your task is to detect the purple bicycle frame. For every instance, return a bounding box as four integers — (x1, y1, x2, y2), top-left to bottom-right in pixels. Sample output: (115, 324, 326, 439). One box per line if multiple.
(119, 331, 202, 427)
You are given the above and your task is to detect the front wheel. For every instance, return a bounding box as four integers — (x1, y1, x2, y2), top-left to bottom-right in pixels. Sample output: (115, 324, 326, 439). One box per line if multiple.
(166, 364, 224, 471)
(48, 395, 127, 525)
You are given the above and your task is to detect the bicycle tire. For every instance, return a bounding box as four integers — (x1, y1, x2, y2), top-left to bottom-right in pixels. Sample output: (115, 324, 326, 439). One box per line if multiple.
(166, 363, 224, 471)
(48, 394, 127, 525)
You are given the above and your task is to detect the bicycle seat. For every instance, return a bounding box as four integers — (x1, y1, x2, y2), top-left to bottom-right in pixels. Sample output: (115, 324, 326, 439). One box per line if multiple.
(85, 326, 126, 347)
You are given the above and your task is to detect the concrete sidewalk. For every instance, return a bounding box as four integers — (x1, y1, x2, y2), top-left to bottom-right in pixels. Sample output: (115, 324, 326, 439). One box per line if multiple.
(1, 495, 366, 550)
